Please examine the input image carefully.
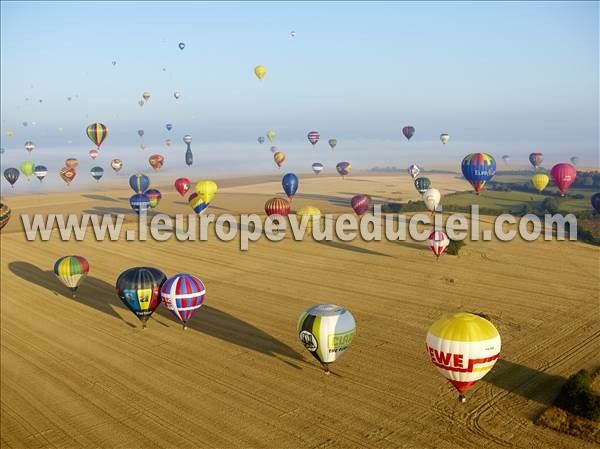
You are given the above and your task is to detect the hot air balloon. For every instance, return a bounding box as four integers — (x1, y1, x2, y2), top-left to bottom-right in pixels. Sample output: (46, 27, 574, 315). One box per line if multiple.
(90, 166, 104, 182)
(296, 206, 321, 235)
(274, 151, 285, 168)
(403, 126, 415, 140)
(22, 121, 28, 127)
(137, 129, 144, 137)
(115, 267, 166, 328)
(591, 193, 600, 214)
(86, 123, 108, 149)
(258, 136, 265, 144)
(175, 178, 191, 197)
(185, 147, 193, 167)
(145, 189, 162, 208)
(312, 162, 324, 175)
(307, 131, 320, 147)
(140, 144, 147, 151)
(195, 180, 218, 204)
(422, 188, 441, 213)
(112, 61, 116, 66)
(138, 100, 144, 107)
(282, 173, 298, 200)
(178, 42, 185, 50)
(408, 164, 420, 179)
(130, 193, 150, 214)
(129, 173, 150, 194)
(65, 158, 79, 169)
(174, 91, 181, 99)
(20, 161, 35, 180)
(111, 159, 122, 174)
(142, 92, 151, 101)
(414, 177, 431, 194)
(5, 130, 14, 138)
(440, 134, 449, 145)
(160, 274, 206, 329)
(166, 123, 173, 131)
(351, 195, 370, 215)
(60, 167, 76, 186)
(270, 146, 278, 154)
(461, 153, 496, 194)
(426, 312, 501, 402)
(290, 31, 296, 37)
(165, 139, 172, 147)
(24, 141, 35, 153)
(529, 152, 543, 170)
(183, 134, 192, 144)
(188, 193, 210, 214)
(0, 203, 10, 230)
(34, 165, 48, 182)
(89, 149, 99, 160)
(550, 163, 577, 196)
(328, 139, 337, 150)
(265, 197, 291, 217)
(336, 162, 351, 178)
(427, 231, 450, 259)
(570, 156, 580, 166)
(4, 168, 19, 187)
(254, 65, 266, 80)
(266, 130, 276, 142)
(149, 154, 165, 171)
(298, 304, 356, 373)
(502, 155, 510, 165)
(53, 256, 89, 297)
(531, 174, 549, 193)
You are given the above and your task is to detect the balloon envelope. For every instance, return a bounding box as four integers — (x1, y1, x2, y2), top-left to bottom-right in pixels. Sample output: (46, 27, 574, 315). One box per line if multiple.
(274, 151, 285, 168)
(60, 167, 76, 185)
(115, 267, 166, 327)
(111, 159, 122, 173)
(130, 193, 150, 214)
(414, 177, 431, 194)
(426, 313, 501, 399)
(0, 203, 11, 230)
(5, 167, 20, 186)
(266, 130, 276, 142)
(166, 124, 173, 131)
(24, 141, 35, 153)
(145, 189, 162, 208)
(408, 164, 420, 179)
(65, 158, 79, 169)
(188, 192, 209, 214)
(298, 304, 356, 369)
(178, 42, 185, 50)
(307, 131, 320, 146)
(89, 149, 99, 160)
(86, 123, 108, 148)
(282, 173, 299, 199)
(328, 139, 337, 150)
(34, 165, 48, 182)
(195, 180, 218, 203)
(185, 148, 193, 166)
(550, 163, 577, 195)
(258, 136, 265, 144)
(427, 231, 450, 258)
(531, 174, 549, 193)
(53, 256, 89, 294)
(312, 162, 324, 175)
(336, 162, 351, 177)
(591, 193, 600, 214)
(265, 197, 291, 217)
(149, 154, 165, 171)
(403, 126, 415, 140)
(529, 152, 543, 169)
(20, 161, 35, 178)
(90, 166, 104, 182)
(461, 153, 496, 193)
(175, 178, 191, 196)
(129, 173, 150, 194)
(254, 65, 267, 80)
(440, 134, 449, 144)
(161, 274, 206, 327)
(351, 195, 370, 215)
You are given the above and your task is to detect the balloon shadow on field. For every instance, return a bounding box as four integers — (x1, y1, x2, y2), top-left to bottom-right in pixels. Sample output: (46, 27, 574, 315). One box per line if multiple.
(154, 306, 304, 367)
(8, 261, 304, 366)
(315, 239, 391, 257)
(483, 359, 566, 406)
(81, 194, 120, 202)
(8, 261, 136, 328)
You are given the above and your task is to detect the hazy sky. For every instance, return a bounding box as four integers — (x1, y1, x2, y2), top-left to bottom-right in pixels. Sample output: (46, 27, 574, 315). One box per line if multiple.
(0, 1, 598, 185)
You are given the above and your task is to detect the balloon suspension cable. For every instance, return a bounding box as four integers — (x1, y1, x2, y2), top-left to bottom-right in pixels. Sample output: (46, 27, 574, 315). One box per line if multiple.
(183, 322, 188, 330)
(71, 287, 78, 298)
(458, 394, 466, 403)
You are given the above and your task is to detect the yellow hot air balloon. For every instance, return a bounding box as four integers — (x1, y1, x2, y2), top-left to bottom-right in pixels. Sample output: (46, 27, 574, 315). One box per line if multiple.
(274, 151, 285, 168)
(20, 161, 35, 179)
(531, 173, 549, 193)
(296, 206, 321, 235)
(266, 130, 276, 142)
(5, 130, 14, 138)
(195, 180, 218, 204)
(142, 91, 151, 101)
(426, 312, 501, 403)
(254, 65, 267, 80)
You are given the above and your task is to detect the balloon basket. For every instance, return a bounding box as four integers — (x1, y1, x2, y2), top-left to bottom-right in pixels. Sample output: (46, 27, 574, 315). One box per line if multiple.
(458, 395, 466, 403)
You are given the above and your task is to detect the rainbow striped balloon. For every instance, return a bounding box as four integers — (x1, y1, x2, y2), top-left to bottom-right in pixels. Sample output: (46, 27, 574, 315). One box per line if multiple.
(461, 153, 496, 194)
(160, 274, 206, 328)
(53, 256, 89, 296)
(86, 123, 108, 148)
(188, 192, 209, 214)
(0, 203, 11, 230)
(426, 313, 501, 402)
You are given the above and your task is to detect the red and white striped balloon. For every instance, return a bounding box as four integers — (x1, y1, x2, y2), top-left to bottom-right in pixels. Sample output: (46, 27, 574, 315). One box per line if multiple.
(427, 231, 450, 259)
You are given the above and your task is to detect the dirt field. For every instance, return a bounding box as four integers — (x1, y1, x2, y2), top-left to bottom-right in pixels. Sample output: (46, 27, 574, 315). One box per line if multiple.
(1, 173, 599, 449)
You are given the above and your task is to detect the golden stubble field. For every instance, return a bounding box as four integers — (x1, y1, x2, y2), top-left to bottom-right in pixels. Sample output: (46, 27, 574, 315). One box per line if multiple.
(1, 174, 599, 449)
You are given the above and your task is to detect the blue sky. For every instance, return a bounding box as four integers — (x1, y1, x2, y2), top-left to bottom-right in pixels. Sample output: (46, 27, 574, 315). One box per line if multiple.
(0, 1, 598, 180)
